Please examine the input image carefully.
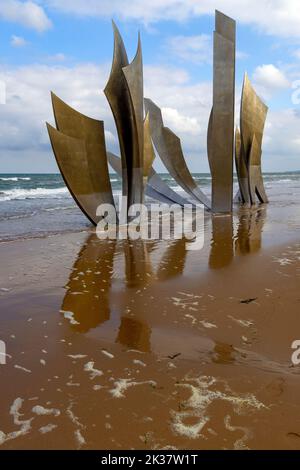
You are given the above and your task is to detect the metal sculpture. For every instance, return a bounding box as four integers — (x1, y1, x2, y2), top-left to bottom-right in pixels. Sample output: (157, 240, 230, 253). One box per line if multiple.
(46, 118, 114, 225)
(235, 126, 250, 205)
(46, 93, 115, 225)
(235, 73, 268, 205)
(104, 24, 144, 215)
(209, 10, 236, 213)
(107, 152, 191, 207)
(143, 112, 156, 188)
(144, 98, 211, 209)
(47, 11, 269, 229)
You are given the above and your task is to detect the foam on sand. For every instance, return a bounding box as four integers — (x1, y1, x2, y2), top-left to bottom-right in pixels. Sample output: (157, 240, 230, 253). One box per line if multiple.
(32, 405, 60, 417)
(0, 398, 33, 446)
(84, 361, 103, 380)
(171, 375, 267, 440)
(101, 350, 114, 359)
(61, 310, 80, 325)
(224, 414, 253, 450)
(39, 424, 58, 434)
(109, 378, 157, 398)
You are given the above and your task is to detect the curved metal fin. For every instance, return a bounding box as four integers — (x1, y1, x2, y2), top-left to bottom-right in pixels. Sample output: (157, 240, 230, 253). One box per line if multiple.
(241, 72, 268, 164)
(207, 107, 213, 175)
(240, 73, 268, 205)
(104, 24, 144, 216)
(122, 33, 144, 205)
(51, 92, 115, 210)
(143, 111, 156, 181)
(107, 152, 191, 207)
(104, 22, 131, 209)
(46, 123, 103, 226)
(248, 134, 269, 204)
(235, 126, 250, 205)
(144, 97, 211, 209)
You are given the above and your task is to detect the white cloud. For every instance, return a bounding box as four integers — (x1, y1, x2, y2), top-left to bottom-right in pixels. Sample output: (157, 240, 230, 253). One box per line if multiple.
(0, 62, 213, 172)
(47, 53, 67, 62)
(0, 1, 52, 32)
(292, 49, 300, 60)
(144, 64, 213, 170)
(236, 50, 249, 60)
(253, 64, 290, 98)
(0, 63, 112, 171)
(166, 34, 211, 65)
(0, 61, 299, 173)
(11, 35, 28, 47)
(162, 107, 200, 135)
(262, 108, 300, 170)
(43, 0, 300, 38)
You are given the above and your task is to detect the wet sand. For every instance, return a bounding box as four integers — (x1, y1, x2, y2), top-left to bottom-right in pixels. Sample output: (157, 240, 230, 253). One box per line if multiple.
(0, 204, 300, 450)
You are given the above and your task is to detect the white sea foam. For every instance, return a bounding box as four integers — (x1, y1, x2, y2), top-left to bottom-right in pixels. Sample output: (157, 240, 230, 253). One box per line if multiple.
(224, 415, 252, 450)
(60, 310, 80, 325)
(14, 364, 32, 373)
(101, 350, 114, 359)
(74, 429, 86, 447)
(171, 375, 266, 440)
(0, 187, 69, 201)
(110, 378, 157, 398)
(84, 361, 103, 380)
(0, 398, 33, 446)
(39, 424, 58, 434)
(32, 405, 60, 417)
(68, 354, 87, 359)
(0, 177, 31, 181)
(66, 402, 86, 448)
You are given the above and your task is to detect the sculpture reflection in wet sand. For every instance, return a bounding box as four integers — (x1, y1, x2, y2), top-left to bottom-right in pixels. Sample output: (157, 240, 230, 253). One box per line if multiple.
(47, 10, 269, 225)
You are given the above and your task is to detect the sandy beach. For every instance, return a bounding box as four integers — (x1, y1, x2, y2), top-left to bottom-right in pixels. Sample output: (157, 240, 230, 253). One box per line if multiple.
(0, 195, 300, 450)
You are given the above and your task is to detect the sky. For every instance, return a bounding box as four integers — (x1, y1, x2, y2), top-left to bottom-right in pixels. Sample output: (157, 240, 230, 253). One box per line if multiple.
(0, 0, 300, 173)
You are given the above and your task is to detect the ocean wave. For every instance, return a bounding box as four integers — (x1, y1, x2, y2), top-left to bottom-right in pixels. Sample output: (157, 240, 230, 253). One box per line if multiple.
(0, 177, 31, 182)
(0, 211, 37, 221)
(272, 178, 293, 183)
(44, 205, 76, 212)
(0, 187, 69, 201)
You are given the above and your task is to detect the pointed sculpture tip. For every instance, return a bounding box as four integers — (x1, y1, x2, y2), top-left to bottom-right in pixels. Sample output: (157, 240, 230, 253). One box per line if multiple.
(144, 110, 150, 123)
(50, 91, 57, 106)
(51, 91, 60, 103)
(111, 19, 121, 39)
(215, 9, 236, 26)
(136, 31, 142, 55)
(46, 121, 54, 132)
(215, 9, 227, 19)
(243, 71, 249, 87)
